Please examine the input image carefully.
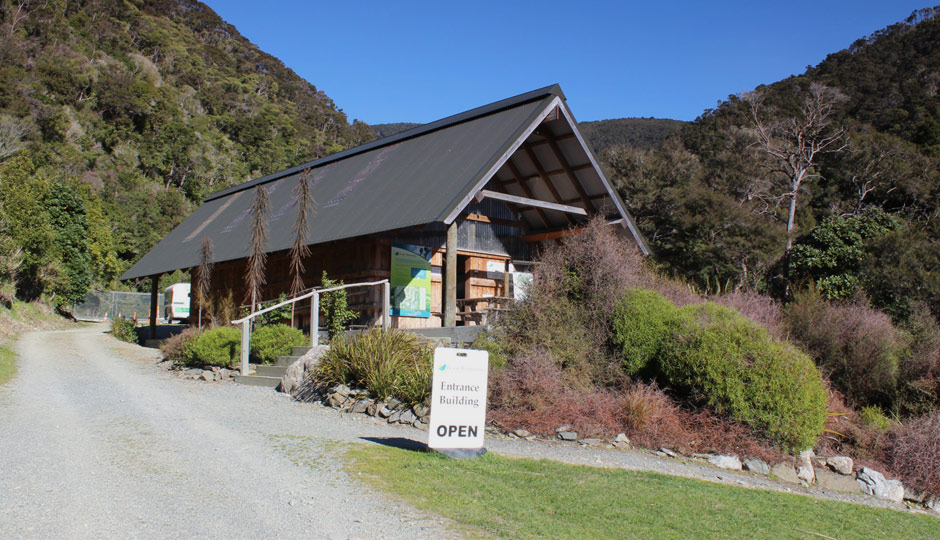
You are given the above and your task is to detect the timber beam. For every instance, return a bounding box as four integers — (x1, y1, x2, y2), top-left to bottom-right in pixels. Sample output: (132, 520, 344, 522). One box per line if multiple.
(478, 189, 587, 216)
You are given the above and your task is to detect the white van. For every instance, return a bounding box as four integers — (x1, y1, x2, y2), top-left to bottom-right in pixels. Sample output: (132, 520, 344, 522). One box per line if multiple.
(163, 283, 191, 323)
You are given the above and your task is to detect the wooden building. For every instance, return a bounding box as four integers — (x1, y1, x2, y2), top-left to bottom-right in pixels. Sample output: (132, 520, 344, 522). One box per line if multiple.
(121, 85, 649, 334)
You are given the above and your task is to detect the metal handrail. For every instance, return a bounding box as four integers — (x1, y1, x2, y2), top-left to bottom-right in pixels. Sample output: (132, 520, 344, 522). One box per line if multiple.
(234, 279, 391, 375)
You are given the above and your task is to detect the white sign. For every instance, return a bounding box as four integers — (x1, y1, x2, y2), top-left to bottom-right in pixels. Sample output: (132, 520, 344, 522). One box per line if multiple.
(427, 347, 489, 450)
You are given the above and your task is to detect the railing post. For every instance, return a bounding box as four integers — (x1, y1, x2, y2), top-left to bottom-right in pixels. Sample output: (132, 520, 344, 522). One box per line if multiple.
(383, 280, 390, 330)
(311, 291, 319, 346)
(240, 320, 250, 375)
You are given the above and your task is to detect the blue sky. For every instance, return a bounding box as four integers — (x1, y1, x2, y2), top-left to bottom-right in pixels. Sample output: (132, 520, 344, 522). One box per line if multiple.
(203, 1, 933, 124)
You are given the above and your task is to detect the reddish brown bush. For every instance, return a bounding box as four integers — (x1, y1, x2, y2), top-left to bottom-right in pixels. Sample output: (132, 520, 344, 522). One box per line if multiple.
(618, 382, 690, 451)
(488, 349, 625, 438)
(159, 326, 202, 366)
(815, 390, 887, 462)
(681, 408, 784, 465)
(884, 412, 940, 499)
(495, 217, 700, 387)
(785, 289, 904, 408)
(714, 290, 786, 340)
(898, 304, 940, 415)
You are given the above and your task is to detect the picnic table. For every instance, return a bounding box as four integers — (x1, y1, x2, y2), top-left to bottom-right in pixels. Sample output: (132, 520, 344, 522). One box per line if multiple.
(456, 296, 513, 325)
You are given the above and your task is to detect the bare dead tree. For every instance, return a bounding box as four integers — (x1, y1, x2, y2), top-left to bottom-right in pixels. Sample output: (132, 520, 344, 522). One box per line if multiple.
(244, 185, 270, 312)
(0, 115, 30, 161)
(745, 83, 848, 255)
(195, 236, 213, 328)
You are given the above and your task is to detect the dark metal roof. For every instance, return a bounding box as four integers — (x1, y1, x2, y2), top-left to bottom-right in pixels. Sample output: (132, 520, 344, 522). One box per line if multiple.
(120, 84, 647, 281)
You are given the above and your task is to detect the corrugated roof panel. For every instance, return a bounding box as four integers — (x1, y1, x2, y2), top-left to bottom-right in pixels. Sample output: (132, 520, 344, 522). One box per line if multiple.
(121, 95, 553, 280)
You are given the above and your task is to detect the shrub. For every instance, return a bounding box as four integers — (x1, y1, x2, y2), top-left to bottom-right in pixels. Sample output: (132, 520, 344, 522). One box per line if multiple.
(611, 289, 689, 375)
(470, 332, 507, 372)
(313, 328, 432, 405)
(250, 324, 306, 364)
(897, 304, 940, 416)
(488, 349, 629, 439)
(111, 317, 139, 344)
(617, 381, 689, 449)
(859, 405, 893, 433)
(661, 302, 828, 450)
(884, 412, 940, 499)
(785, 288, 903, 408)
(714, 290, 786, 340)
(160, 327, 202, 365)
(182, 326, 241, 368)
(320, 271, 357, 340)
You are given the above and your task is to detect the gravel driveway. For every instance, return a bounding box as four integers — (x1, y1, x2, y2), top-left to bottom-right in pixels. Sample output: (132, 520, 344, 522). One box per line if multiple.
(0, 325, 456, 540)
(1, 325, 927, 540)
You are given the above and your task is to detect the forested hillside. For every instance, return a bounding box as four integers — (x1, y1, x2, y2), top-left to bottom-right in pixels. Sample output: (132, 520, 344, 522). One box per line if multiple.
(0, 0, 372, 305)
(604, 6, 940, 326)
(579, 117, 684, 154)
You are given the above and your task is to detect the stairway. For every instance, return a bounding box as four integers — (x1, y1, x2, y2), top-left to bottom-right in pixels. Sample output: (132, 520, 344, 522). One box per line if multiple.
(233, 346, 312, 387)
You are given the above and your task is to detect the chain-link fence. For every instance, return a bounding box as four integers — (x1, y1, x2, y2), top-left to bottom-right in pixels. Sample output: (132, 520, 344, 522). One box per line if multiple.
(71, 290, 165, 322)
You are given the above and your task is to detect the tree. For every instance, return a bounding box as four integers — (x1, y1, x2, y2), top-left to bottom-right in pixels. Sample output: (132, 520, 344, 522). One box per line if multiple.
(788, 209, 898, 300)
(0, 115, 29, 161)
(746, 83, 848, 256)
(244, 185, 269, 310)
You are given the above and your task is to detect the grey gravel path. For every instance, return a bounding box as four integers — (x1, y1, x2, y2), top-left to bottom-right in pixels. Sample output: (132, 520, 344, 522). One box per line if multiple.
(2, 325, 932, 540)
(0, 325, 457, 540)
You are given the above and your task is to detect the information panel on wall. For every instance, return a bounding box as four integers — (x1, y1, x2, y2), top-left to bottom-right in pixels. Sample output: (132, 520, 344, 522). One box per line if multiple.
(428, 347, 489, 452)
(390, 243, 432, 318)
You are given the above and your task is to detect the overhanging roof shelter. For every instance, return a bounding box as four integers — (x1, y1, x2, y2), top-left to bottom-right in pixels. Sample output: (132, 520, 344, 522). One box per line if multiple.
(121, 84, 648, 283)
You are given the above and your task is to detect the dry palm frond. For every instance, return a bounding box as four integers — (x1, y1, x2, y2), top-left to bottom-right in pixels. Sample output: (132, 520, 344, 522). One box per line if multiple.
(244, 185, 270, 308)
(289, 169, 316, 296)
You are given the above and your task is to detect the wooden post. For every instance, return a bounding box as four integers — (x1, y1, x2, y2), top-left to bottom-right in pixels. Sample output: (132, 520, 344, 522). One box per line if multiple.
(503, 259, 511, 297)
(382, 281, 390, 330)
(240, 320, 250, 375)
(311, 292, 319, 346)
(444, 221, 457, 327)
(149, 276, 158, 340)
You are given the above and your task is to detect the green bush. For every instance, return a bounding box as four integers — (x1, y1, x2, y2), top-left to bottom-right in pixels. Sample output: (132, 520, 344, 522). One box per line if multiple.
(111, 317, 139, 344)
(611, 289, 689, 375)
(859, 405, 893, 433)
(314, 328, 432, 405)
(182, 326, 241, 368)
(470, 332, 507, 372)
(661, 302, 828, 450)
(250, 324, 306, 364)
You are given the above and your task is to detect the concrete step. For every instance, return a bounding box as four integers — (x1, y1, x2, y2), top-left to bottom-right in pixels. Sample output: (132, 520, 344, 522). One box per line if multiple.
(274, 355, 302, 367)
(234, 374, 282, 388)
(254, 365, 288, 377)
(291, 346, 313, 356)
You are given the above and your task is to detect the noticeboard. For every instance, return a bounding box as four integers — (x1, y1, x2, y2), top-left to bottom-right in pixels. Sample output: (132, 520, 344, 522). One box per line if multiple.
(428, 347, 489, 451)
(390, 243, 432, 318)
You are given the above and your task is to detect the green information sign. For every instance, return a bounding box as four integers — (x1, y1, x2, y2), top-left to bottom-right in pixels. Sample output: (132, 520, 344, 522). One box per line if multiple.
(391, 244, 432, 317)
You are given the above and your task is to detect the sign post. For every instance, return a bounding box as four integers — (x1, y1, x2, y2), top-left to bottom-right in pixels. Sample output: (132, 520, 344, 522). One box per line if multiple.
(427, 347, 489, 458)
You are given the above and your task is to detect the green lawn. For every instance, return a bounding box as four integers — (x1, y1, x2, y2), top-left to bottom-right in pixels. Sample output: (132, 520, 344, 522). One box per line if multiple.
(346, 444, 940, 540)
(0, 343, 15, 384)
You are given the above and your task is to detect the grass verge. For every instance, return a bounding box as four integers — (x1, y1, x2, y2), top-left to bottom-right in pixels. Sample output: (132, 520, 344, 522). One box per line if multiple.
(0, 342, 15, 384)
(346, 444, 939, 540)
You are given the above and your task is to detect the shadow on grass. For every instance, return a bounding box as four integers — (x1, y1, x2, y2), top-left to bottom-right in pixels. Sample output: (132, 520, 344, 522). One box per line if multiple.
(360, 437, 430, 453)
